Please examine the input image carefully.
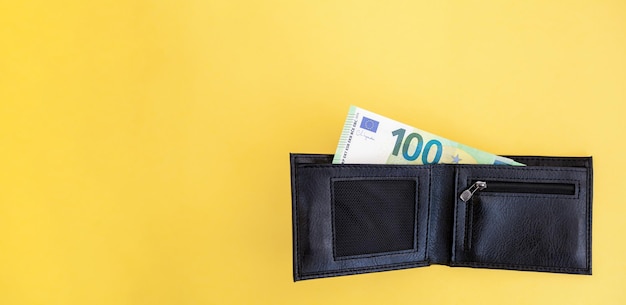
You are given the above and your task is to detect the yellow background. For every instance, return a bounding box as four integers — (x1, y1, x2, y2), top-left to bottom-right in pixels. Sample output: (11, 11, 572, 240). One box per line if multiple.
(1, 0, 625, 304)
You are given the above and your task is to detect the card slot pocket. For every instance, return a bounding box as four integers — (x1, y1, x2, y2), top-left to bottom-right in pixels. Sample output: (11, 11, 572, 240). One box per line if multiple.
(453, 167, 591, 274)
(292, 164, 431, 280)
(332, 178, 418, 259)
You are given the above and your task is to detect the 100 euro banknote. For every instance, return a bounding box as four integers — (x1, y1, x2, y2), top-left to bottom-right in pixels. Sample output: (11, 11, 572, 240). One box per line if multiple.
(333, 106, 524, 166)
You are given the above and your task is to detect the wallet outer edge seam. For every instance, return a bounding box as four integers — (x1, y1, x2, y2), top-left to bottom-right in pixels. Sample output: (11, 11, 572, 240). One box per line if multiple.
(290, 154, 593, 279)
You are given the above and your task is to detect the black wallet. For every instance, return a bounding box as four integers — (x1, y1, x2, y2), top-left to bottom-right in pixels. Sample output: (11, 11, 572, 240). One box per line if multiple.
(290, 153, 592, 281)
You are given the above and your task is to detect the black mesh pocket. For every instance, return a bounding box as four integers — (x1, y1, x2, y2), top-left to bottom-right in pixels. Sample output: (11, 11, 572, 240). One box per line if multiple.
(333, 179, 417, 258)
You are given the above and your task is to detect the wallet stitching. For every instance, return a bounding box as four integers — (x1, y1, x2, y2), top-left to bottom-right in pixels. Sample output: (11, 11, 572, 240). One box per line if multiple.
(508, 157, 591, 167)
(513, 157, 589, 160)
(300, 165, 588, 173)
(298, 156, 591, 169)
(586, 168, 592, 271)
(425, 167, 432, 263)
(464, 200, 472, 252)
(456, 167, 587, 173)
(294, 165, 302, 278)
(416, 176, 421, 256)
(456, 262, 589, 272)
(330, 178, 336, 259)
(454, 171, 462, 262)
(331, 249, 420, 260)
(301, 165, 433, 170)
(451, 168, 460, 263)
(299, 261, 430, 278)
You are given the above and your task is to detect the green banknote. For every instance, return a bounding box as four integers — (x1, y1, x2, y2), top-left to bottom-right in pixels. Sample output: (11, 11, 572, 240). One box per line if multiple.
(333, 106, 525, 166)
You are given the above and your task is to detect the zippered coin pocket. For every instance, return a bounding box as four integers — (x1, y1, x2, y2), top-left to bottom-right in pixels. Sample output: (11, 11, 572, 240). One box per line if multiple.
(452, 166, 591, 274)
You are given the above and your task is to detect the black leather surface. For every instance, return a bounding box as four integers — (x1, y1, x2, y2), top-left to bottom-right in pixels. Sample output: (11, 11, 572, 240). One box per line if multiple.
(290, 154, 593, 280)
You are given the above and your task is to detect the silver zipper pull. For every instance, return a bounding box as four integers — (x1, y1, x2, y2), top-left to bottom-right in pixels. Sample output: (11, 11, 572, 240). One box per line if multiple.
(460, 181, 487, 202)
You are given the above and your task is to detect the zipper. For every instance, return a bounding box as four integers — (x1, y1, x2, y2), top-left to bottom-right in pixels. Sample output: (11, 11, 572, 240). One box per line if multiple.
(459, 181, 486, 202)
(460, 180, 575, 202)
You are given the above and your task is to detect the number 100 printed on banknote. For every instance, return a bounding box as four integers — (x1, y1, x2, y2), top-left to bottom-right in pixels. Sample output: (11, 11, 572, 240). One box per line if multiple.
(333, 106, 524, 166)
